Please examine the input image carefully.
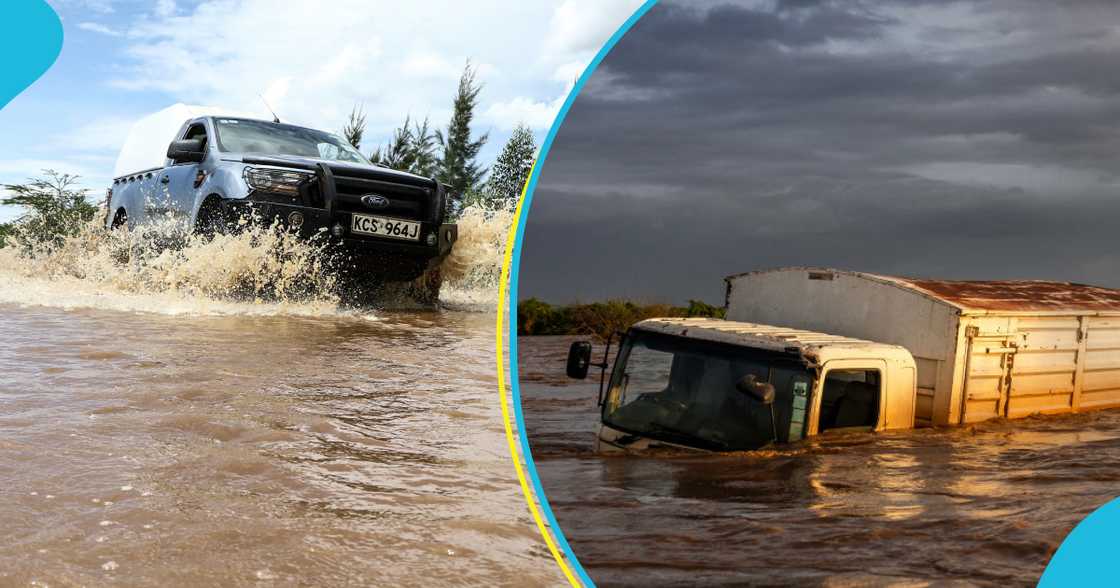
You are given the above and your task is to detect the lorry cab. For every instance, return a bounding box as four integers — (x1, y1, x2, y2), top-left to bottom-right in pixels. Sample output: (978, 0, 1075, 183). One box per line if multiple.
(567, 318, 917, 453)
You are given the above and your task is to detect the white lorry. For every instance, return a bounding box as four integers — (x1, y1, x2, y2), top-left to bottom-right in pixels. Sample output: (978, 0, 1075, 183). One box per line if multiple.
(566, 267, 1120, 452)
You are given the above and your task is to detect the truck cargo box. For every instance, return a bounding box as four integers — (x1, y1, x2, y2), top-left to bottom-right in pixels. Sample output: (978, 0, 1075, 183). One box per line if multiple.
(725, 267, 1120, 426)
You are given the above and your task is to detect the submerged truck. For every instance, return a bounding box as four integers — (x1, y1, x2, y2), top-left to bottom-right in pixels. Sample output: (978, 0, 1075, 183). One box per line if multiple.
(106, 105, 457, 302)
(566, 267, 1120, 452)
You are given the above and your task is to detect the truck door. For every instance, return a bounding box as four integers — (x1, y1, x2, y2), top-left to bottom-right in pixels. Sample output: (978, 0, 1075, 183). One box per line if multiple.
(809, 359, 887, 437)
(160, 122, 209, 222)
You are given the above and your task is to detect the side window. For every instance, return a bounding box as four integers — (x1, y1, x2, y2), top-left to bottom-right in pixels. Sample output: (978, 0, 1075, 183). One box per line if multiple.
(184, 124, 208, 148)
(819, 369, 880, 432)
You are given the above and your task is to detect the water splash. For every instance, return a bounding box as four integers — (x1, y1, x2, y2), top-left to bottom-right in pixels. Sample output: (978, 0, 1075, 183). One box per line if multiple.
(440, 204, 514, 309)
(0, 203, 512, 316)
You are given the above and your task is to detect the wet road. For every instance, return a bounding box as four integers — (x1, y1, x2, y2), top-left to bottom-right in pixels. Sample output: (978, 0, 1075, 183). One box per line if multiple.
(520, 335, 1120, 587)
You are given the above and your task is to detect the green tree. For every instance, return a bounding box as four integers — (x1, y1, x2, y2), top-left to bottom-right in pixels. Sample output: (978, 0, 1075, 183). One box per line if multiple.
(341, 105, 367, 149)
(517, 297, 556, 336)
(437, 61, 489, 198)
(368, 116, 439, 178)
(409, 117, 439, 178)
(370, 116, 416, 171)
(685, 299, 726, 318)
(0, 223, 13, 248)
(516, 298, 726, 339)
(2, 170, 98, 250)
(486, 123, 536, 209)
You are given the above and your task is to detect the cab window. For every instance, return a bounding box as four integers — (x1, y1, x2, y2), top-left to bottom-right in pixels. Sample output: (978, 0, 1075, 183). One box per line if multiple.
(819, 369, 880, 432)
(184, 123, 208, 148)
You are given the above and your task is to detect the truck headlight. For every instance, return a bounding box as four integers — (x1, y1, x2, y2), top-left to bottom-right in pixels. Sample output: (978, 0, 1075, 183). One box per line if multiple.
(243, 167, 313, 195)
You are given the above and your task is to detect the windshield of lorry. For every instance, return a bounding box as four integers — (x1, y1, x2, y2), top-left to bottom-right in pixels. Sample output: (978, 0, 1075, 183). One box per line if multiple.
(214, 118, 369, 164)
(603, 331, 814, 451)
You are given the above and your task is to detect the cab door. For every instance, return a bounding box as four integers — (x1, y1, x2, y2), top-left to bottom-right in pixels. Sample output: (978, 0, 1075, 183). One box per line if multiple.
(807, 359, 888, 437)
(160, 122, 210, 222)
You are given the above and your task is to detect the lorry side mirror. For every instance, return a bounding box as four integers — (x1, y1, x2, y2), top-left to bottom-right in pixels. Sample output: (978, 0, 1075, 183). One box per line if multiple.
(736, 374, 775, 404)
(566, 341, 593, 379)
(167, 139, 206, 163)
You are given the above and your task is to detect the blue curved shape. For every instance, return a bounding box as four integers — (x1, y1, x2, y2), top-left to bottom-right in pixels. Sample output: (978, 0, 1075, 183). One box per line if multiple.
(509, 2, 658, 586)
(0, 0, 62, 110)
(1038, 497, 1120, 586)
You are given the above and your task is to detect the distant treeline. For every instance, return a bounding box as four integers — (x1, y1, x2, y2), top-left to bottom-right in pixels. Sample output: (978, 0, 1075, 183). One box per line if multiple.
(518, 298, 726, 340)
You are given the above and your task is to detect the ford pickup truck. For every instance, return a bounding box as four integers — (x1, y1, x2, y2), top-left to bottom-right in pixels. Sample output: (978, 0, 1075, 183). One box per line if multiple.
(105, 115, 457, 302)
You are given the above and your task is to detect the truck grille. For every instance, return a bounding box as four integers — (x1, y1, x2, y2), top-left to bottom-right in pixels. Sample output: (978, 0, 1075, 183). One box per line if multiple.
(294, 174, 432, 221)
(239, 156, 440, 224)
(333, 175, 430, 220)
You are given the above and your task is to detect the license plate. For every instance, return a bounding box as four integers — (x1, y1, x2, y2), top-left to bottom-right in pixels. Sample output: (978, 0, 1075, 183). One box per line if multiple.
(350, 213, 420, 241)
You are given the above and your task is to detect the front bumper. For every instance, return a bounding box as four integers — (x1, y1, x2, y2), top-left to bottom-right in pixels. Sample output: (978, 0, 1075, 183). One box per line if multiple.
(225, 199, 457, 261)
(595, 424, 707, 453)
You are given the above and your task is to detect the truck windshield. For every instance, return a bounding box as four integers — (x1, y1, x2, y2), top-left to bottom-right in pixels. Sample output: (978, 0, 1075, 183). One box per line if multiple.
(603, 330, 814, 451)
(214, 118, 369, 164)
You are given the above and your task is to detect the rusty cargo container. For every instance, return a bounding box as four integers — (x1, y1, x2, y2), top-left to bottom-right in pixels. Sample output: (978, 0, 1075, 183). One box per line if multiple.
(724, 267, 1120, 426)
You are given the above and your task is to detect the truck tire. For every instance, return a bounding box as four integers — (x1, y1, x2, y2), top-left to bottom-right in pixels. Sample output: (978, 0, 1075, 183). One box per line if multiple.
(410, 266, 442, 306)
(194, 198, 232, 237)
(110, 208, 128, 230)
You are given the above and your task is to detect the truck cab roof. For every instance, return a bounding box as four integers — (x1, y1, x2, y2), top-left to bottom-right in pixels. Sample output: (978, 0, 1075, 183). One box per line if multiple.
(632, 317, 914, 367)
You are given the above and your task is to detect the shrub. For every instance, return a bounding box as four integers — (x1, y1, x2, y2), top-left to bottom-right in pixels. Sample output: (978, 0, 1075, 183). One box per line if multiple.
(517, 298, 725, 340)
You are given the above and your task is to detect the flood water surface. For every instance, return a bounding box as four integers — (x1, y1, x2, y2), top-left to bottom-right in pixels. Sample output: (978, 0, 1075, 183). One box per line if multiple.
(0, 305, 557, 586)
(520, 335, 1120, 587)
(0, 208, 559, 586)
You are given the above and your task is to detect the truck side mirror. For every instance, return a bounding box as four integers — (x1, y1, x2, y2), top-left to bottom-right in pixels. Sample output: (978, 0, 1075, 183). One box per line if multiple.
(167, 139, 206, 163)
(736, 374, 775, 404)
(566, 341, 593, 379)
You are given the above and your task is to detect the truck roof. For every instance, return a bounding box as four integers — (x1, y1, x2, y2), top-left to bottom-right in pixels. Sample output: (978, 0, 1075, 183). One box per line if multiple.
(632, 317, 912, 363)
(726, 267, 1120, 314)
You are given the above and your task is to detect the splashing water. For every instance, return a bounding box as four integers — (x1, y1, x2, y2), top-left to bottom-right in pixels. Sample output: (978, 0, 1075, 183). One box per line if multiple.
(440, 204, 514, 308)
(0, 204, 513, 316)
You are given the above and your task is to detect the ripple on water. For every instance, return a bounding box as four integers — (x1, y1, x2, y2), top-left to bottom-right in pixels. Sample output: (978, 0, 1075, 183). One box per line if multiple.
(0, 302, 560, 587)
(520, 335, 1120, 587)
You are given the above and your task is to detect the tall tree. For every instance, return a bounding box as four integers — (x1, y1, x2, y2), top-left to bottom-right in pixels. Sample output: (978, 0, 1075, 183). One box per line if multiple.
(341, 104, 366, 149)
(370, 115, 416, 171)
(409, 117, 439, 178)
(437, 61, 489, 197)
(2, 170, 98, 249)
(485, 123, 537, 209)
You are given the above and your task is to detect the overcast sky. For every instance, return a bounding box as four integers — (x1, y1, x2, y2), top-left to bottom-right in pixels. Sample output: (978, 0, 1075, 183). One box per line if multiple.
(519, 0, 1120, 305)
(1, 0, 643, 221)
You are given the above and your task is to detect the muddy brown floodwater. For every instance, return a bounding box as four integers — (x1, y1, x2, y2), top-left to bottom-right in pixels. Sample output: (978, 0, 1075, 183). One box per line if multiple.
(520, 335, 1120, 587)
(0, 302, 562, 587)
(0, 205, 561, 585)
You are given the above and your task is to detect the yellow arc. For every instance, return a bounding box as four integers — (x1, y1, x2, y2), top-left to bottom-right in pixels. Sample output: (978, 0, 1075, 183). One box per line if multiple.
(495, 161, 582, 587)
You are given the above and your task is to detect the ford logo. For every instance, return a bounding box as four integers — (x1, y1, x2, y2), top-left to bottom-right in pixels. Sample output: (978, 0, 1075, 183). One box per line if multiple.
(360, 194, 390, 209)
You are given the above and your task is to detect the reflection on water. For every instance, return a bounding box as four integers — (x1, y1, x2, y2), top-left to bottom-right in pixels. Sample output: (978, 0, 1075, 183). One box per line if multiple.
(520, 335, 1120, 587)
(0, 304, 558, 586)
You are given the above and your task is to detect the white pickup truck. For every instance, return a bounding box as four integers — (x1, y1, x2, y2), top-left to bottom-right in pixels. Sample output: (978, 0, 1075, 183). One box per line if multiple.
(106, 105, 457, 302)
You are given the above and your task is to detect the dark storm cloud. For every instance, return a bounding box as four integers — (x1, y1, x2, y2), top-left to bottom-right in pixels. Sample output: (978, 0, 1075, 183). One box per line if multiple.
(520, 0, 1120, 304)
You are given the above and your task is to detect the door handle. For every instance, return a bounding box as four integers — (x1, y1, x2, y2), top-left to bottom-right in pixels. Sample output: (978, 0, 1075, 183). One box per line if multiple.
(160, 176, 170, 184)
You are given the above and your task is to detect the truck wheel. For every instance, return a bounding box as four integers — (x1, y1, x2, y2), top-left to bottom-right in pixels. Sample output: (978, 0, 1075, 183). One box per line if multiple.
(194, 198, 231, 237)
(110, 208, 128, 230)
(410, 266, 442, 306)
